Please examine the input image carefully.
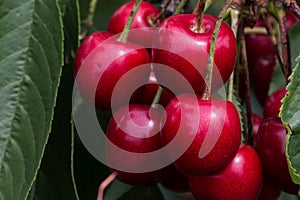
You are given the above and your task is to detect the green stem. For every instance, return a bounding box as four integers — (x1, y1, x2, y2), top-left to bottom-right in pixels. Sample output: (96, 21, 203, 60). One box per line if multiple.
(204, 0, 215, 12)
(238, 17, 253, 145)
(151, 86, 164, 108)
(80, 0, 99, 39)
(175, 0, 189, 14)
(71, 118, 80, 200)
(117, 0, 143, 43)
(227, 9, 239, 102)
(202, 0, 232, 100)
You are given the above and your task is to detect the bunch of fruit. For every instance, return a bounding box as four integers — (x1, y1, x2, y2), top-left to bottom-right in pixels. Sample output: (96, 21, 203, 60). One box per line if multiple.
(74, 0, 299, 199)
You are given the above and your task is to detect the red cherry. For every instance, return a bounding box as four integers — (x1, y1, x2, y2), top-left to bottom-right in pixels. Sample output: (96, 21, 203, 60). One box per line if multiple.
(105, 104, 169, 186)
(258, 178, 281, 200)
(160, 94, 241, 176)
(256, 117, 299, 194)
(252, 54, 276, 105)
(263, 88, 287, 118)
(74, 31, 113, 78)
(108, 1, 160, 46)
(189, 145, 263, 200)
(152, 14, 237, 94)
(75, 39, 151, 110)
(130, 70, 174, 106)
(286, 10, 298, 30)
(252, 113, 263, 147)
(160, 164, 189, 193)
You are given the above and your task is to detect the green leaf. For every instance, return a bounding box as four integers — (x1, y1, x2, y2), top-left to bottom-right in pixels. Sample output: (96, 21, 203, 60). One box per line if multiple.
(0, 0, 63, 199)
(280, 56, 300, 185)
(28, 0, 80, 199)
(59, 0, 80, 64)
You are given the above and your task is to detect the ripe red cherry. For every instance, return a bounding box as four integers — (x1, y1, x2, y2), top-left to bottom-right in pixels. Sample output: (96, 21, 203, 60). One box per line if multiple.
(108, 1, 160, 46)
(75, 38, 151, 109)
(252, 54, 276, 105)
(74, 31, 113, 78)
(258, 178, 281, 200)
(152, 14, 237, 94)
(160, 94, 241, 176)
(252, 113, 263, 147)
(105, 104, 169, 186)
(256, 117, 299, 194)
(160, 164, 189, 193)
(263, 88, 287, 118)
(130, 70, 174, 107)
(189, 145, 263, 200)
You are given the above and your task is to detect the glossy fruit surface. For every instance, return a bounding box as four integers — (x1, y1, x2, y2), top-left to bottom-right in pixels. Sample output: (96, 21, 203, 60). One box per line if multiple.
(74, 31, 113, 77)
(152, 14, 236, 94)
(189, 145, 263, 200)
(256, 117, 298, 194)
(160, 94, 241, 176)
(130, 70, 174, 106)
(75, 39, 151, 109)
(105, 104, 168, 186)
(263, 88, 287, 118)
(108, 1, 160, 46)
(252, 54, 276, 105)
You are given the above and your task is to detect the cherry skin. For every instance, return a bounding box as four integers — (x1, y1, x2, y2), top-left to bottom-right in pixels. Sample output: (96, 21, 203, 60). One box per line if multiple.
(152, 14, 237, 94)
(160, 164, 190, 193)
(189, 145, 263, 200)
(258, 178, 281, 200)
(75, 38, 151, 110)
(252, 54, 276, 105)
(160, 94, 241, 176)
(252, 113, 263, 147)
(105, 104, 169, 186)
(108, 1, 160, 46)
(74, 31, 113, 78)
(256, 117, 299, 194)
(263, 88, 287, 118)
(130, 70, 174, 107)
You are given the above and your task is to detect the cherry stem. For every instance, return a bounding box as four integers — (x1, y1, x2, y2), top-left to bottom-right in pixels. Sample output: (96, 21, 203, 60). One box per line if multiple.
(96, 171, 118, 200)
(80, 0, 98, 40)
(192, 0, 206, 33)
(285, 0, 300, 18)
(71, 118, 80, 200)
(150, 0, 172, 25)
(260, 11, 285, 77)
(201, 0, 232, 100)
(117, 0, 143, 43)
(244, 26, 268, 34)
(175, 0, 189, 14)
(151, 86, 164, 108)
(238, 18, 253, 145)
(227, 9, 239, 102)
(277, 9, 292, 83)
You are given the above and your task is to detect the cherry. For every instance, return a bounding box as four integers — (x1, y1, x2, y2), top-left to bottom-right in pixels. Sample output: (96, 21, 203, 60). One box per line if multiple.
(130, 70, 174, 107)
(263, 87, 287, 118)
(108, 1, 161, 46)
(152, 14, 237, 94)
(160, 164, 189, 193)
(252, 54, 276, 105)
(189, 145, 263, 200)
(256, 117, 299, 194)
(105, 104, 169, 186)
(74, 31, 113, 78)
(160, 94, 241, 176)
(75, 38, 151, 110)
(252, 113, 263, 147)
(258, 178, 281, 200)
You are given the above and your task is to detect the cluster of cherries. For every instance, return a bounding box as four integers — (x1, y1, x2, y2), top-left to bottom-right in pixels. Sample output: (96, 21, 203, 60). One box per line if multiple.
(74, 1, 299, 199)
